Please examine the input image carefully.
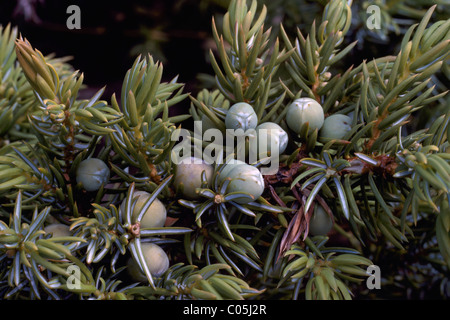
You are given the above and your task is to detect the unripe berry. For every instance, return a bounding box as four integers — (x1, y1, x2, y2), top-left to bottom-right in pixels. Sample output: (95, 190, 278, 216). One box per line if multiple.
(224, 163, 264, 204)
(320, 114, 352, 140)
(127, 243, 169, 281)
(174, 157, 214, 199)
(218, 159, 247, 182)
(76, 158, 110, 192)
(255, 122, 288, 158)
(225, 102, 258, 131)
(120, 191, 167, 228)
(308, 205, 333, 236)
(44, 223, 71, 237)
(286, 98, 324, 134)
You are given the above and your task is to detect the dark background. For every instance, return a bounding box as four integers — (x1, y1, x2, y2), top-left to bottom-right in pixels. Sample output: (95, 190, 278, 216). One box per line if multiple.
(0, 0, 227, 106)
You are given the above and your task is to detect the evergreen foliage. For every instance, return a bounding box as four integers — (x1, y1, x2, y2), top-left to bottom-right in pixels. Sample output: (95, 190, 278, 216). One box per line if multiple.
(0, 0, 449, 300)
